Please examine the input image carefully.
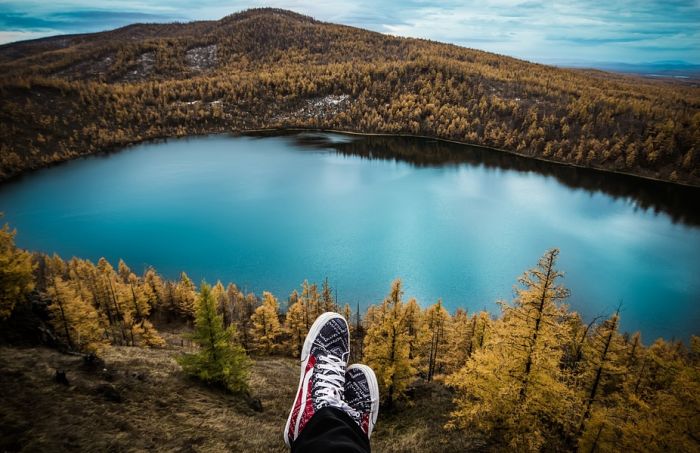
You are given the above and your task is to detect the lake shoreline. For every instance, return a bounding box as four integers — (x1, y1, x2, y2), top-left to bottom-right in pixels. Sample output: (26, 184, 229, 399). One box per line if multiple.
(241, 127, 700, 190)
(2, 126, 699, 191)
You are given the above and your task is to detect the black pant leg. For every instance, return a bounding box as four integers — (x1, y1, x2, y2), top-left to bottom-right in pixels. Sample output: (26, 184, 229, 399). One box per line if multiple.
(291, 406, 371, 453)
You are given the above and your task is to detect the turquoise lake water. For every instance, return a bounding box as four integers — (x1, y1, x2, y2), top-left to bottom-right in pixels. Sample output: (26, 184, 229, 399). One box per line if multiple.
(1, 132, 699, 341)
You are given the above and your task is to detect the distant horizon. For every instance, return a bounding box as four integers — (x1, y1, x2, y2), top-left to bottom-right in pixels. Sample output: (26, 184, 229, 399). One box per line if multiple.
(1, 1, 699, 67)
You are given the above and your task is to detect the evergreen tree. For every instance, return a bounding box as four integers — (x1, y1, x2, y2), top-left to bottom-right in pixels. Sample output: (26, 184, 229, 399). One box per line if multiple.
(0, 222, 35, 320)
(363, 279, 417, 407)
(177, 283, 249, 393)
(251, 291, 281, 354)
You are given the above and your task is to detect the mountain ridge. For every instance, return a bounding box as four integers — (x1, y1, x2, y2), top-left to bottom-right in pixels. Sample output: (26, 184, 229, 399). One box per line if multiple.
(0, 8, 698, 185)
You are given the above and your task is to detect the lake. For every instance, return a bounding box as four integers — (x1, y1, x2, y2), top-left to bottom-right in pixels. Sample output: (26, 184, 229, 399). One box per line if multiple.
(1, 132, 699, 341)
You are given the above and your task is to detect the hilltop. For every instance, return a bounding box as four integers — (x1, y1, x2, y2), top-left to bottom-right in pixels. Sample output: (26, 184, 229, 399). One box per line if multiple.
(0, 8, 698, 185)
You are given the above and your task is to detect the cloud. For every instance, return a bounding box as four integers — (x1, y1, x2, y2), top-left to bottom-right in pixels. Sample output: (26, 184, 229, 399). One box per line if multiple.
(0, 10, 181, 32)
(0, 0, 698, 64)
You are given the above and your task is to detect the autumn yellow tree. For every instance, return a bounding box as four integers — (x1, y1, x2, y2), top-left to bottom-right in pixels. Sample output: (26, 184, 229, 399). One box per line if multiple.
(0, 222, 35, 320)
(174, 272, 197, 320)
(576, 309, 627, 446)
(211, 281, 230, 327)
(419, 299, 451, 381)
(444, 308, 471, 373)
(143, 267, 166, 319)
(321, 277, 338, 312)
(285, 296, 307, 357)
(363, 278, 417, 407)
(403, 297, 425, 362)
(447, 249, 578, 450)
(45, 275, 104, 352)
(124, 272, 164, 347)
(251, 291, 282, 354)
(342, 303, 352, 330)
(300, 280, 321, 329)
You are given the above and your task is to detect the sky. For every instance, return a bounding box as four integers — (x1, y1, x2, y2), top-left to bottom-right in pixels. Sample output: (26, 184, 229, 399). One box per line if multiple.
(0, 0, 699, 65)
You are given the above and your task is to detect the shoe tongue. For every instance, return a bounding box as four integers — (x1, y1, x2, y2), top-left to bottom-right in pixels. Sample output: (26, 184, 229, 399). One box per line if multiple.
(315, 343, 348, 362)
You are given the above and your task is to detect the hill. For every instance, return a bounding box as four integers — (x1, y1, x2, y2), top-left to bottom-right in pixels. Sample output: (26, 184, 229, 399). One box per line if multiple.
(0, 328, 476, 453)
(0, 8, 698, 185)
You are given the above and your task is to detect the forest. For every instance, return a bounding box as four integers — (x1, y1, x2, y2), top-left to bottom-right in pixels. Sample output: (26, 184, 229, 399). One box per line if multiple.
(0, 8, 699, 185)
(1, 220, 698, 452)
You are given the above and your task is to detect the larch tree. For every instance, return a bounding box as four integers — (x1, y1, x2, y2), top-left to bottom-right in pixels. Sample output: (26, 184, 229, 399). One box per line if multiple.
(285, 296, 307, 357)
(403, 297, 425, 362)
(420, 299, 451, 381)
(125, 273, 164, 347)
(117, 259, 132, 283)
(351, 301, 365, 363)
(576, 309, 627, 446)
(0, 222, 35, 320)
(363, 278, 417, 407)
(226, 283, 243, 328)
(177, 283, 249, 393)
(174, 272, 197, 320)
(211, 281, 229, 327)
(321, 277, 338, 313)
(630, 336, 700, 451)
(342, 303, 352, 331)
(447, 249, 578, 450)
(287, 289, 299, 312)
(300, 280, 321, 328)
(96, 257, 128, 345)
(143, 267, 166, 320)
(239, 292, 259, 352)
(444, 308, 472, 374)
(45, 275, 104, 352)
(251, 291, 282, 354)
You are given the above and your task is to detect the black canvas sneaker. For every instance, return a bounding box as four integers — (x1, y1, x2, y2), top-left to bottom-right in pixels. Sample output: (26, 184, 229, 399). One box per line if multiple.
(284, 312, 351, 447)
(343, 364, 379, 438)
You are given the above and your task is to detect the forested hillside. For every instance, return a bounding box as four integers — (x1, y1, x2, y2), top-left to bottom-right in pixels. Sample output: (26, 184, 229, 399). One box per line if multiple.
(0, 8, 698, 185)
(1, 221, 698, 451)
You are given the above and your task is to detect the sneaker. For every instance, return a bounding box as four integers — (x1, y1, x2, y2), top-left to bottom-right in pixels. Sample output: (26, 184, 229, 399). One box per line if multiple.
(284, 312, 351, 447)
(344, 364, 380, 438)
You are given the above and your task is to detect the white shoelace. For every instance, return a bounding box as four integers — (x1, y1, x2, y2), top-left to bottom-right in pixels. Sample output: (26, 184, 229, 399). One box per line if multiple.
(313, 353, 360, 419)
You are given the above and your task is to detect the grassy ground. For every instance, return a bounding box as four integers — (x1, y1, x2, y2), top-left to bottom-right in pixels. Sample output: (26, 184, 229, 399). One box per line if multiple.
(0, 329, 483, 452)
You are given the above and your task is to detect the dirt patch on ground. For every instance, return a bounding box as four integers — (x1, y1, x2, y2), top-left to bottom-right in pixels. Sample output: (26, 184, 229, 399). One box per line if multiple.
(120, 51, 156, 83)
(185, 45, 217, 70)
(53, 55, 114, 81)
(274, 94, 352, 123)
